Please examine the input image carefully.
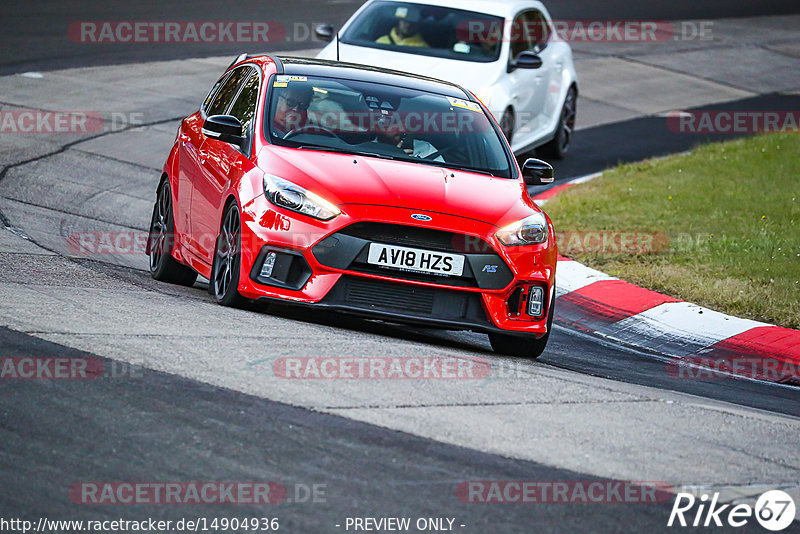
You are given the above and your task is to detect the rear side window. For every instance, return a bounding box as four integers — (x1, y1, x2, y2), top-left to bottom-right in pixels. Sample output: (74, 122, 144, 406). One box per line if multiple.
(206, 67, 250, 116)
(228, 71, 261, 132)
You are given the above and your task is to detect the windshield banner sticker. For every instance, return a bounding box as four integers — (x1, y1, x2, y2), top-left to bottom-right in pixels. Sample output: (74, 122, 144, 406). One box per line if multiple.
(273, 75, 308, 87)
(447, 97, 481, 113)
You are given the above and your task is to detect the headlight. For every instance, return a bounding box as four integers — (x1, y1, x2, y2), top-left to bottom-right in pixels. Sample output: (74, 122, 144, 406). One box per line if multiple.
(496, 212, 548, 246)
(263, 174, 340, 221)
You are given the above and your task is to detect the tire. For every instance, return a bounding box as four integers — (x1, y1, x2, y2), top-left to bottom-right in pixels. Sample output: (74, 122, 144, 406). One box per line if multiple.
(500, 108, 515, 145)
(489, 291, 555, 359)
(148, 179, 198, 286)
(539, 86, 577, 160)
(210, 201, 246, 307)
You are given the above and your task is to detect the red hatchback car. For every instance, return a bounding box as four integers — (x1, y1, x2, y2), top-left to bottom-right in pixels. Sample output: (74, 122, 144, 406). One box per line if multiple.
(148, 55, 558, 358)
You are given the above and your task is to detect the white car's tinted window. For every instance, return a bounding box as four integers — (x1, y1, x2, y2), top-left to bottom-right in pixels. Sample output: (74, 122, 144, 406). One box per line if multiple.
(266, 75, 512, 178)
(511, 10, 550, 58)
(341, 1, 504, 63)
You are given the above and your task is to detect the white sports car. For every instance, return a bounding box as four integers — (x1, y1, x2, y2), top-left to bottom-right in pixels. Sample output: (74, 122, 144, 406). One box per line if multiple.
(316, 0, 578, 158)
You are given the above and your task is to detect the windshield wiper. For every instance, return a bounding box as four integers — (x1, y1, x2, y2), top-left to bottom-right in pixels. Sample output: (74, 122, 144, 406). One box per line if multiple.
(298, 145, 395, 160)
(439, 164, 495, 177)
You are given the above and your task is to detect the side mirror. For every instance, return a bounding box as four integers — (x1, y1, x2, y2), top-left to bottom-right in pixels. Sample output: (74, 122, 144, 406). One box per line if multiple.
(315, 24, 336, 42)
(508, 51, 543, 72)
(202, 115, 244, 146)
(522, 158, 554, 186)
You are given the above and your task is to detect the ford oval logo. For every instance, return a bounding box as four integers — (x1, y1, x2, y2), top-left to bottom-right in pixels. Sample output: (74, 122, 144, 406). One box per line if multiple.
(411, 214, 432, 221)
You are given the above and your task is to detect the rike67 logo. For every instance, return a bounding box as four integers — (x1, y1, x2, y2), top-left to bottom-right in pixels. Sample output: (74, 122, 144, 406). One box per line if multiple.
(668, 490, 796, 531)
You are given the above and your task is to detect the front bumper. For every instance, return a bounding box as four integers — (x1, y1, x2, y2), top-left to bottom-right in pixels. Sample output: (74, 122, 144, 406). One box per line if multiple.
(237, 197, 557, 335)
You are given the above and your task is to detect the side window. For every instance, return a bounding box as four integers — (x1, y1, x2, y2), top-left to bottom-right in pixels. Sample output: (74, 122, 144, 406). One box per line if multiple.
(510, 10, 549, 59)
(206, 67, 250, 117)
(228, 71, 261, 132)
(510, 12, 533, 59)
(528, 10, 550, 52)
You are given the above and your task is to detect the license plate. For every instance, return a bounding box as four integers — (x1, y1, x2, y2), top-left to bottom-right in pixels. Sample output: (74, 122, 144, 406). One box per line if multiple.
(367, 243, 465, 277)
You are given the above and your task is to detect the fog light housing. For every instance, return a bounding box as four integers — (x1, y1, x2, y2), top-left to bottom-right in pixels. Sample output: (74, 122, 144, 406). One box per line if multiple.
(528, 286, 545, 318)
(260, 252, 277, 278)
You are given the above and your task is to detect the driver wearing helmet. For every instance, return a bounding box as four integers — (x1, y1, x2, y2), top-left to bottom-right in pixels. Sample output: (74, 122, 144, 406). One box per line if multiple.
(376, 6, 429, 47)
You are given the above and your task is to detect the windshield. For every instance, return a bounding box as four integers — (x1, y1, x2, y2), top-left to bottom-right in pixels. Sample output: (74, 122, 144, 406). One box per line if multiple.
(341, 1, 504, 63)
(265, 74, 512, 178)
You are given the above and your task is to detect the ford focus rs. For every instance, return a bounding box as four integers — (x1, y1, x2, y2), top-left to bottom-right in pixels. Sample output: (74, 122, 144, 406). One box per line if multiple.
(147, 55, 558, 358)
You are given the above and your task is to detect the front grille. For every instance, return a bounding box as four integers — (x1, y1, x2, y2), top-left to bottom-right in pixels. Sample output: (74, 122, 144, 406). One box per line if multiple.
(344, 277, 435, 314)
(350, 264, 476, 287)
(321, 275, 490, 327)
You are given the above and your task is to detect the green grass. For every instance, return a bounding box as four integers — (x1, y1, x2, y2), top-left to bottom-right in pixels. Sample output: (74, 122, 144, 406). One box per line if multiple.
(544, 132, 800, 329)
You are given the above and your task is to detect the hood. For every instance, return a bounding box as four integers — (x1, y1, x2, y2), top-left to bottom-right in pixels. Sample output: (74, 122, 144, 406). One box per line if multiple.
(318, 43, 501, 97)
(257, 146, 535, 227)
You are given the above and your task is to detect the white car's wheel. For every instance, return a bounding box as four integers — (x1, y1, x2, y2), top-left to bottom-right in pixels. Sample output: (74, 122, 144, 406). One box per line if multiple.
(540, 86, 577, 159)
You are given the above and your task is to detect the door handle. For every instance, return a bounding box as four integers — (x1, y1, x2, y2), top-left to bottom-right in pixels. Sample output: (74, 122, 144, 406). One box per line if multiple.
(199, 150, 208, 164)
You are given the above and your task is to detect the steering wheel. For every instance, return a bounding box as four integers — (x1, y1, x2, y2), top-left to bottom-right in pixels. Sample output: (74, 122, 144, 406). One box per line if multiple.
(283, 124, 338, 140)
